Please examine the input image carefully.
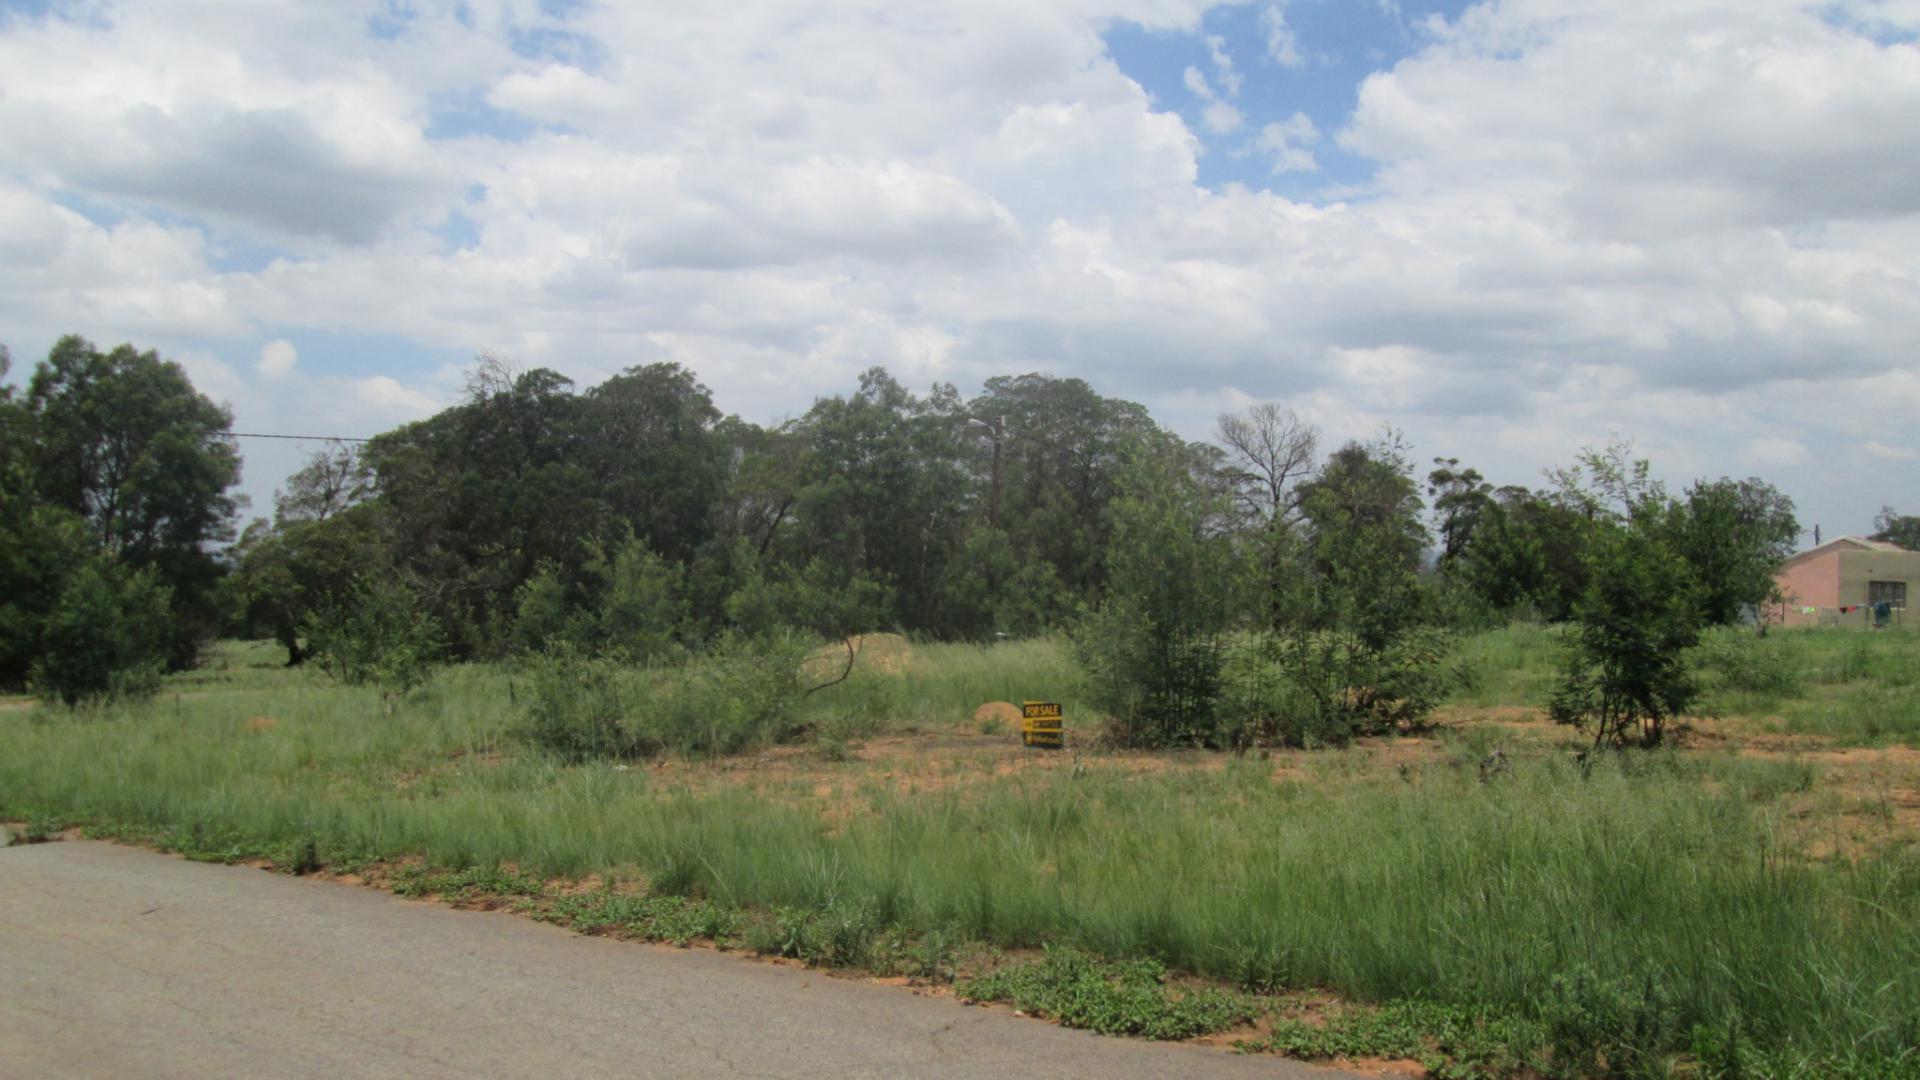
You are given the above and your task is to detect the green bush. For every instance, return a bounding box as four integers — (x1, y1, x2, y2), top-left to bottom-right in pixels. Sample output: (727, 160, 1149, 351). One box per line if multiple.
(1696, 633, 1806, 699)
(28, 560, 171, 705)
(511, 537, 686, 662)
(305, 576, 443, 696)
(516, 645, 632, 761)
(1219, 626, 1462, 748)
(517, 632, 810, 760)
(1069, 439, 1233, 749)
(958, 946, 1256, 1040)
(1540, 966, 1682, 1078)
(1550, 519, 1704, 748)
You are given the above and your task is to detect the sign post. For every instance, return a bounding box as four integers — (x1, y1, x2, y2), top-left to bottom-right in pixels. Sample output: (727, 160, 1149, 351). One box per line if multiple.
(1021, 701, 1064, 749)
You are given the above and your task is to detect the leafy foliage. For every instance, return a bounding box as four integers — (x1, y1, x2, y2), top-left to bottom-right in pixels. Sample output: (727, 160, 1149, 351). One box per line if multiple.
(304, 576, 444, 695)
(24, 335, 241, 667)
(1072, 438, 1233, 747)
(1549, 515, 1704, 748)
(1871, 506, 1920, 551)
(958, 947, 1257, 1040)
(28, 559, 172, 705)
(516, 632, 810, 760)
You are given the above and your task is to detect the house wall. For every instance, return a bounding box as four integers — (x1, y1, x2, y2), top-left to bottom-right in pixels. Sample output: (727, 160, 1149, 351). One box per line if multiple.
(1775, 550, 1841, 613)
(1837, 549, 1920, 607)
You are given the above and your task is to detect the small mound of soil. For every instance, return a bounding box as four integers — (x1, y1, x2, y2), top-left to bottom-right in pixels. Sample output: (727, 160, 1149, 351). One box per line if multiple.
(973, 701, 1023, 729)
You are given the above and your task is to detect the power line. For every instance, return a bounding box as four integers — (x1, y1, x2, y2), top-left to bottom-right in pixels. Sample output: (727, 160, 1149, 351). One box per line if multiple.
(220, 431, 373, 443)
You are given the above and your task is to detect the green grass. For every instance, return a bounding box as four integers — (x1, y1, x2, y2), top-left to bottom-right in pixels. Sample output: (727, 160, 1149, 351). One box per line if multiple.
(1450, 621, 1920, 747)
(1696, 626, 1920, 744)
(885, 637, 1088, 727)
(1447, 622, 1565, 709)
(6, 635, 1920, 1076)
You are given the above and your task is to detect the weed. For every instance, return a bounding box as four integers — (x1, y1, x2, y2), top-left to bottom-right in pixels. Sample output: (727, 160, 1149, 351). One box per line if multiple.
(958, 947, 1257, 1040)
(391, 864, 546, 902)
(288, 836, 321, 875)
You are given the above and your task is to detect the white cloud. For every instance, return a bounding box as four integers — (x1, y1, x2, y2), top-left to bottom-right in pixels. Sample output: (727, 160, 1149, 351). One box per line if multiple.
(1, 0, 1917, 532)
(1206, 34, 1244, 96)
(1261, 4, 1305, 69)
(1203, 101, 1245, 135)
(1746, 436, 1810, 467)
(1864, 440, 1920, 462)
(1258, 112, 1321, 172)
(256, 339, 297, 380)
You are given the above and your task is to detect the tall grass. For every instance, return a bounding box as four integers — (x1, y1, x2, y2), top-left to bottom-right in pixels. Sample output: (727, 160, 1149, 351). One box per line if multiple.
(1447, 622, 1564, 709)
(7, 636, 1920, 1070)
(4, 659, 1918, 1067)
(1696, 625, 1920, 744)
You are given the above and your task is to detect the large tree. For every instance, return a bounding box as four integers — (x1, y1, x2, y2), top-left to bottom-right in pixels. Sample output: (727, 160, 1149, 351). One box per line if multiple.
(1666, 477, 1799, 625)
(23, 335, 242, 666)
(1872, 507, 1920, 551)
(1297, 436, 1431, 649)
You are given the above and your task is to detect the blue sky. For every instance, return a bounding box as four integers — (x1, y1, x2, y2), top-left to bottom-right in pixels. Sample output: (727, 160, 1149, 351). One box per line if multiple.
(1105, 1, 1476, 197)
(2, 0, 1918, 538)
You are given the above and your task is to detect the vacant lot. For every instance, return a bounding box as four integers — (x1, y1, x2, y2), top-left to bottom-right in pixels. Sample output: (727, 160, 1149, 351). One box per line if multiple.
(5, 628, 1918, 1078)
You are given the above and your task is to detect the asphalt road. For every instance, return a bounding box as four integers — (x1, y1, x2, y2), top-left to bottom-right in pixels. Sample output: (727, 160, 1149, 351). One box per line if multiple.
(0, 841, 1355, 1079)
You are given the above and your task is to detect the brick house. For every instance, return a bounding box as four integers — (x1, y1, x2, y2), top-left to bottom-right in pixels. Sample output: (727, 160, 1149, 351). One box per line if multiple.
(1771, 536, 1919, 627)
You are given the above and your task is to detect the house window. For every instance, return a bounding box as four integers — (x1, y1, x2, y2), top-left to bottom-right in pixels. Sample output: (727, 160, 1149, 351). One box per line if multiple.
(1868, 581, 1908, 608)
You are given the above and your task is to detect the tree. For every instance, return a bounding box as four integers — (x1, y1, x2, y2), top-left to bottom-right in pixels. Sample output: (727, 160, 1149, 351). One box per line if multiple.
(970, 374, 1162, 605)
(273, 443, 371, 525)
(233, 502, 387, 665)
(1297, 436, 1430, 650)
(1216, 403, 1317, 529)
(23, 336, 242, 667)
(1666, 478, 1798, 625)
(582, 363, 728, 563)
(1549, 506, 1703, 749)
(785, 369, 971, 633)
(1072, 435, 1235, 748)
(1872, 507, 1920, 551)
(1216, 403, 1318, 631)
(364, 363, 601, 656)
(29, 558, 173, 705)
(1458, 488, 1590, 619)
(1427, 457, 1495, 565)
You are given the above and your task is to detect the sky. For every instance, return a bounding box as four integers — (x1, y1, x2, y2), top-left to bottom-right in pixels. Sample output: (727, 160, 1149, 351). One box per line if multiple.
(2, 0, 1918, 540)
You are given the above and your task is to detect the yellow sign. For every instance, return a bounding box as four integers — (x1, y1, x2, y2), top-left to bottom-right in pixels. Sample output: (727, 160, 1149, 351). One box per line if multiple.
(1021, 701, 1064, 748)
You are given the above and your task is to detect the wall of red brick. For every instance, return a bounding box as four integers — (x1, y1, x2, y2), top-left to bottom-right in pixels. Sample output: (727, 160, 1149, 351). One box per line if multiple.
(1774, 551, 1840, 626)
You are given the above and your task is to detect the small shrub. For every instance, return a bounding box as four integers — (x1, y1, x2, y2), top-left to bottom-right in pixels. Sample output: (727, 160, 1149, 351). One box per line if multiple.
(1697, 634, 1806, 699)
(305, 576, 443, 696)
(1540, 965, 1682, 1078)
(1219, 626, 1463, 749)
(958, 946, 1256, 1040)
(516, 632, 809, 761)
(28, 560, 171, 706)
(287, 836, 321, 875)
(1549, 521, 1704, 749)
(516, 645, 635, 761)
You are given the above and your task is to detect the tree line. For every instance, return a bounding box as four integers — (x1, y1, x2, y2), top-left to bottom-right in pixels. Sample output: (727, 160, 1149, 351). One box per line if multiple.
(1, 335, 1832, 744)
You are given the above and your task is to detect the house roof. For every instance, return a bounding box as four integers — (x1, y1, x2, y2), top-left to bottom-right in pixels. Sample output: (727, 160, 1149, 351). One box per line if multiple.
(1781, 535, 1911, 566)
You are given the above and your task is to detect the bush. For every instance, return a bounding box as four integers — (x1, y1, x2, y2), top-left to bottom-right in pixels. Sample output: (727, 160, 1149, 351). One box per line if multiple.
(1070, 441, 1233, 748)
(304, 576, 443, 696)
(958, 946, 1256, 1040)
(1219, 626, 1462, 748)
(28, 560, 171, 705)
(511, 537, 685, 662)
(516, 645, 632, 761)
(1696, 633, 1806, 699)
(1550, 519, 1704, 748)
(1540, 965, 1682, 1078)
(517, 631, 811, 760)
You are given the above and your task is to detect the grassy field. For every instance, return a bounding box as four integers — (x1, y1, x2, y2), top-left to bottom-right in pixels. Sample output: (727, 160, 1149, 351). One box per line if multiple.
(4, 628, 1919, 1077)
